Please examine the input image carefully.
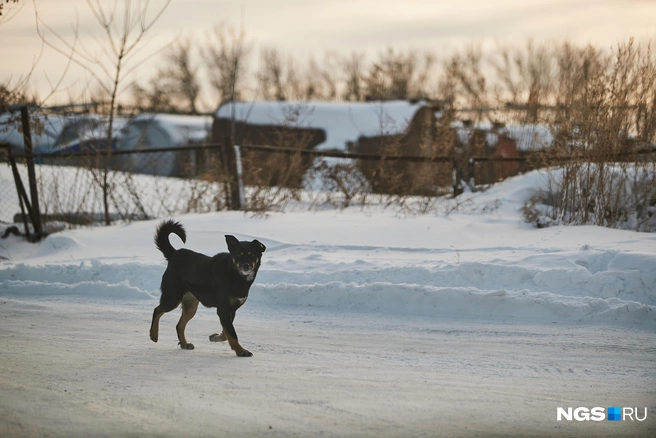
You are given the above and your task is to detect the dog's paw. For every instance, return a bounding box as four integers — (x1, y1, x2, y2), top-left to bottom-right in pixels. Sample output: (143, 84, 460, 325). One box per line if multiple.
(179, 343, 195, 350)
(237, 349, 253, 357)
(209, 333, 226, 342)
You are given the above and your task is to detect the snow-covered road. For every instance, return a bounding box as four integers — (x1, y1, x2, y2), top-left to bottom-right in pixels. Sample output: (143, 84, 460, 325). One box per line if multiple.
(1, 298, 654, 438)
(1, 171, 655, 436)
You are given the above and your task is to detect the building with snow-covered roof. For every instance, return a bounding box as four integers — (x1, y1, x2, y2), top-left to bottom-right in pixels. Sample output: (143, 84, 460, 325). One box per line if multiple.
(215, 100, 424, 151)
(41, 115, 129, 156)
(213, 100, 453, 192)
(0, 112, 69, 154)
(452, 121, 554, 153)
(38, 113, 212, 177)
(117, 113, 212, 177)
(450, 121, 556, 184)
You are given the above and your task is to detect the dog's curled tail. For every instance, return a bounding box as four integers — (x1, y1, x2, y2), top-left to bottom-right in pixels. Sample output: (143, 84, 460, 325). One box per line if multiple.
(154, 219, 186, 260)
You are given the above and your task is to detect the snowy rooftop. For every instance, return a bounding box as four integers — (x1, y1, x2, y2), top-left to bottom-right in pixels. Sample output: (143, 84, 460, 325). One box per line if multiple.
(501, 124, 554, 151)
(216, 100, 424, 151)
(0, 112, 68, 151)
(129, 113, 212, 144)
(1, 112, 135, 153)
(451, 121, 554, 151)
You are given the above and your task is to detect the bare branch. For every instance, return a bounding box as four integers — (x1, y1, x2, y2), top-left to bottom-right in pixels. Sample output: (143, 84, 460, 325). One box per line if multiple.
(0, 0, 24, 27)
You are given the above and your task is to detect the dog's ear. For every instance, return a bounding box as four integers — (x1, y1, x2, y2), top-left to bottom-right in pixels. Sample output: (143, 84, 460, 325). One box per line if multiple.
(253, 239, 266, 253)
(225, 235, 240, 253)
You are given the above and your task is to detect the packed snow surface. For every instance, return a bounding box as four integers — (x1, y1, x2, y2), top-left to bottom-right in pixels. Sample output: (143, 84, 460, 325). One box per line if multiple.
(0, 171, 654, 437)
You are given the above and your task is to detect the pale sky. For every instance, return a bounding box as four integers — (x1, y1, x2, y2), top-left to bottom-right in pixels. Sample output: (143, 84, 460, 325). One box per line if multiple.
(2, 0, 656, 104)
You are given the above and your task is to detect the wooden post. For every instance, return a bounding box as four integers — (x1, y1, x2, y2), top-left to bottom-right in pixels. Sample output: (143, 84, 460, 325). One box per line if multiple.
(19, 106, 43, 240)
(7, 151, 37, 239)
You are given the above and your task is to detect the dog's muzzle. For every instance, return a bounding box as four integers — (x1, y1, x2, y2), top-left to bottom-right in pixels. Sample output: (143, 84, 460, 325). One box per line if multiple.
(239, 263, 254, 276)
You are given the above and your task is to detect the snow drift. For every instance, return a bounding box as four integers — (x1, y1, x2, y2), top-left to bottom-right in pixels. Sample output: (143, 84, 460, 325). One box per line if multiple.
(1, 169, 654, 325)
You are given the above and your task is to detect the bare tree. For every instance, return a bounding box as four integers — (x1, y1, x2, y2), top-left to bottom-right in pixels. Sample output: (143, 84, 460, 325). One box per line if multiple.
(304, 52, 339, 101)
(256, 49, 343, 102)
(201, 22, 251, 107)
(256, 48, 311, 101)
(445, 45, 490, 119)
(257, 46, 287, 101)
(0, 84, 36, 112)
(281, 54, 305, 100)
(130, 75, 175, 112)
(1, 1, 40, 109)
(342, 51, 365, 101)
(133, 37, 201, 113)
(363, 48, 435, 101)
(34, 0, 172, 225)
(160, 37, 201, 113)
(491, 40, 554, 122)
(0, 0, 21, 26)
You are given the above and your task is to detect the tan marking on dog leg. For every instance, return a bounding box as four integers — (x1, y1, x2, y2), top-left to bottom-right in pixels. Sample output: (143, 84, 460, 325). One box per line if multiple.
(176, 293, 199, 350)
(225, 332, 252, 357)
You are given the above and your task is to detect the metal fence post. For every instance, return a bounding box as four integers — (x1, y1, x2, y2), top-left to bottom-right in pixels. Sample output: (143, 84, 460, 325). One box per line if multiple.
(468, 158, 475, 188)
(451, 160, 461, 197)
(223, 136, 242, 210)
(233, 145, 245, 208)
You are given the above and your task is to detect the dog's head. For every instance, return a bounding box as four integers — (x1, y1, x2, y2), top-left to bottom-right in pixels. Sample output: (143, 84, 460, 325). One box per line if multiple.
(225, 235, 266, 280)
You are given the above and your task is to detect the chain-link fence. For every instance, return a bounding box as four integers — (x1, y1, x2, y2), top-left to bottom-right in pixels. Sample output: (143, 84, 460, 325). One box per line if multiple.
(6, 138, 655, 236)
(3, 141, 537, 232)
(0, 145, 26, 224)
(21, 106, 656, 236)
(11, 145, 227, 226)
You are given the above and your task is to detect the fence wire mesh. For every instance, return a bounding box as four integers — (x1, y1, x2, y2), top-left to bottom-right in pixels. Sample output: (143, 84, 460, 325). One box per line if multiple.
(5, 147, 230, 227)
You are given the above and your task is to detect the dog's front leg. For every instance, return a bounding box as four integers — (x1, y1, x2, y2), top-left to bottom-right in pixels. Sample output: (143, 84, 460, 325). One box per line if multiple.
(209, 310, 235, 343)
(216, 308, 252, 357)
(208, 332, 227, 342)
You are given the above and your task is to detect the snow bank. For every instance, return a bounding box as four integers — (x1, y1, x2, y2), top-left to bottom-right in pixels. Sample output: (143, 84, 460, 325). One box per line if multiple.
(253, 249, 656, 323)
(0, 245, 653, 323)
(1, 169, 654, 324)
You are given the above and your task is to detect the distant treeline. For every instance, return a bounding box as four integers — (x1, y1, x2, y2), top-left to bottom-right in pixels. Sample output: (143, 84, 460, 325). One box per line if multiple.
(127, 30, 654, 127)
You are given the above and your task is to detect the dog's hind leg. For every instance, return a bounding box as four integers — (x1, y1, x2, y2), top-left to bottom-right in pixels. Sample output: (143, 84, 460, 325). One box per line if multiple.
(150, 271, 183, 343)
(176, 292, 199, 350)
(150, 299, 182, 343)
(150, 303, 178, 342)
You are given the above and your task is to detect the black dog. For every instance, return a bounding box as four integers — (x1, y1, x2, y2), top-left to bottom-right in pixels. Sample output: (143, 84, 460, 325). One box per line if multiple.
(150, 220, 265, 357)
